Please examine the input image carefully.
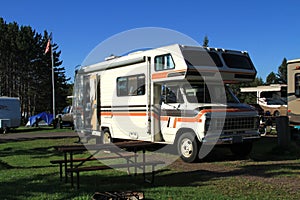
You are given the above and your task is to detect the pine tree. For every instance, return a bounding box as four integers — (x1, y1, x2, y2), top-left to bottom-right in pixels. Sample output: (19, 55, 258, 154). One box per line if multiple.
(277, 58, 287, 84)
(202, 35, 209, 47)
(0, 17, 71, 121)
(266, 72, 278, 84)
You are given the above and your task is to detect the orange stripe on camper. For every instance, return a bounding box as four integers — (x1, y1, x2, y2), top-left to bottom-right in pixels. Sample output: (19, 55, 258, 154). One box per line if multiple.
(164, 108, 252, 125)
(101, 112, 146, 117)
(101, 108, 251, 123)
(151, 70, 186, 80)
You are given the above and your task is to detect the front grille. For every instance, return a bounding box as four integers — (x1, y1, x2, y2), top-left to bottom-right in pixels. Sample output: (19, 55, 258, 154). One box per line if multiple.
(205, 117, 258, 132)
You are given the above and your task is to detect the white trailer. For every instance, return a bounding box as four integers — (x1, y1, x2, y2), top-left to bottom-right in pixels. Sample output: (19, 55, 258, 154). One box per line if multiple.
(73, 44, 260, 162)
(0, 97, 21, 133)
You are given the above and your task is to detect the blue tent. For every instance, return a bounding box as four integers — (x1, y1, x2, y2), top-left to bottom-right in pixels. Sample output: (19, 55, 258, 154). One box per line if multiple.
(28, 112, 54, 126)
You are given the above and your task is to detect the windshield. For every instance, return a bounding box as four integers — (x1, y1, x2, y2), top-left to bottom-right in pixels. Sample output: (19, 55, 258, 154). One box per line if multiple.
(266, 98, 287, 105)
(183, 83, 239, 104)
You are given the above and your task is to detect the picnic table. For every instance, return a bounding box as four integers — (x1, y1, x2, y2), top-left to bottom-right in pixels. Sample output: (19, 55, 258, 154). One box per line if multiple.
(51, 141, 165, 189)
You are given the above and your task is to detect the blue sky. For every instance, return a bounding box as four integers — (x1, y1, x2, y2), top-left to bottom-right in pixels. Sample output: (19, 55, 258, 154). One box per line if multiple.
(1, 0, 300, 82)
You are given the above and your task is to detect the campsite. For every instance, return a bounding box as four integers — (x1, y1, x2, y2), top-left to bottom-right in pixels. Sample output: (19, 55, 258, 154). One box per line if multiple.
(1, 1, 300, 199)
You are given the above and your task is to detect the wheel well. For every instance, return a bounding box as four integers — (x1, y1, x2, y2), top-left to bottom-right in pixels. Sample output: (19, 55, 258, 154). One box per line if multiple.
(100, 127, 111, 137)
(101, 127, 110, 132)
(174, 128, 197, 144)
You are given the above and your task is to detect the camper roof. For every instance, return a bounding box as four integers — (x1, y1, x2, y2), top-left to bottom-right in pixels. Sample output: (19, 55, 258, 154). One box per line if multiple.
(78, 44, 257, 83)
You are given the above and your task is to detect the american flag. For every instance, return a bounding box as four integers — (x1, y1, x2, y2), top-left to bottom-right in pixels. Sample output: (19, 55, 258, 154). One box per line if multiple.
(44, 38, 51, 54)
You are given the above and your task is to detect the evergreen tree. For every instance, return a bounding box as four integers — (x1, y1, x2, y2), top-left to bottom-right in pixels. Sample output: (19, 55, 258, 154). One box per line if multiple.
(202, 35, 209, 47)
(266, 72, 278, 84)
(277, 58, 287, 84)
(0, 17, 71, 121)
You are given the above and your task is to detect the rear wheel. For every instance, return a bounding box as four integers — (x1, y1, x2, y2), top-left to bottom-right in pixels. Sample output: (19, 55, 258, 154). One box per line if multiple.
(274, 110, 280, 117)
(101, 129, 112, 144)
(177, 132, 200, 163)
(3, 127, 9, 134)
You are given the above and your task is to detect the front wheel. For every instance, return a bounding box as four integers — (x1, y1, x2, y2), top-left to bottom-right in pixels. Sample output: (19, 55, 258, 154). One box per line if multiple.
(177, 132, 200, 163)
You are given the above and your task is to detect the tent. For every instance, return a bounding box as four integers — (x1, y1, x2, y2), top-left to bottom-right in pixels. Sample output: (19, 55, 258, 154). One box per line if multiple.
(26, 112, 54, 127)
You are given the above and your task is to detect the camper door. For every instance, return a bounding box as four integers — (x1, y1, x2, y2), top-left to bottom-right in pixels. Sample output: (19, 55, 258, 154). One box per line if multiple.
(79, 74, 99, 132)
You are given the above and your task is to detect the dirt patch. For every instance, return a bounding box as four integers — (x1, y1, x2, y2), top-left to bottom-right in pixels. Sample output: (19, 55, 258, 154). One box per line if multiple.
(168, 157, 300, 194)
(0, 131, 78, 143)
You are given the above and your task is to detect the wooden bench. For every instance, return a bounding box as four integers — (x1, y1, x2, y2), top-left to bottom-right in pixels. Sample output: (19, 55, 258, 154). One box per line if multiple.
(50, 154, 137, 181)
(66, 160, 165, 189)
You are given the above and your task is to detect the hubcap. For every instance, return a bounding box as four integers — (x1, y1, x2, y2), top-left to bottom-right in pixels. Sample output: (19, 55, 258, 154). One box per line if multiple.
(103, 132, 111, 144)
(181, 138, 193, 158)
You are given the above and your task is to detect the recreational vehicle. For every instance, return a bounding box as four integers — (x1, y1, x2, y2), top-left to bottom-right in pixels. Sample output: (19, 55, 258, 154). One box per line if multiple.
(0, 97, 21, 133)
(240, 84, 287, 116)
(73, 44, 260, 162)
(287, 59, 300, 127)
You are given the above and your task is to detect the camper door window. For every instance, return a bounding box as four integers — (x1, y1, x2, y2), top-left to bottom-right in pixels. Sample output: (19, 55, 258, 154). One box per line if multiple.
(117, 74, 145, 96)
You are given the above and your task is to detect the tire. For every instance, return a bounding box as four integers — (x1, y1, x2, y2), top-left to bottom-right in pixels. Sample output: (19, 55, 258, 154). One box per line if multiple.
(274, 110, 280, 117)
(101, 129, 112, 144)
(3, 127, 9, 134)
(177, 132, 200, 163)
(230, 142, 253, 158)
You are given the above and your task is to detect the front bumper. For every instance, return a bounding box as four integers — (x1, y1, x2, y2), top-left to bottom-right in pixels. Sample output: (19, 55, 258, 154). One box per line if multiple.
(202, 131, 260, 145)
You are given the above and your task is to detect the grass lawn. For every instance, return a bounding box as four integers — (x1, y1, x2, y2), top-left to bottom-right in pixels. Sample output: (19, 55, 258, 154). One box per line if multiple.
(0, 133, 299, 199)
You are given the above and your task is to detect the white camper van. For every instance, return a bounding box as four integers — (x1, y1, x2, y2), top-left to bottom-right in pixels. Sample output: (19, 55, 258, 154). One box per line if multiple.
(73, 44, 260, 162)
(0, 97, 21, 133)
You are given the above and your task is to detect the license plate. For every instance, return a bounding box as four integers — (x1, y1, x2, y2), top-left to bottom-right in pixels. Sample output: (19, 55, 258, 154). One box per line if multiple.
(232, 136, 243, 143)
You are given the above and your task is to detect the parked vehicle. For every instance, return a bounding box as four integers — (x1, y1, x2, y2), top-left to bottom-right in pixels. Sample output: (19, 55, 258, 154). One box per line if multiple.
(0, 97, 21, 133)
(73, 44, 260, 162)
(240, 84, 287, 117)
(287, 59, 300, 132)
(56, 106, 73, 128)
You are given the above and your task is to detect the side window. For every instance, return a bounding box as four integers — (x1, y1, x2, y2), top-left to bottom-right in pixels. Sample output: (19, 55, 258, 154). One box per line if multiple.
(161, 85, 184, 104)
(295, 74, 300, 97)
(117, 77, 127, 96)
(117, 74, 145, 96)
(155, 54, 175, 71)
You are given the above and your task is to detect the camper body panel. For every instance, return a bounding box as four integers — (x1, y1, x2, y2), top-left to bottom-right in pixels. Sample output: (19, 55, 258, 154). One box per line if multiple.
(99, 61, 151, 141)
(287, 59, 300, 125)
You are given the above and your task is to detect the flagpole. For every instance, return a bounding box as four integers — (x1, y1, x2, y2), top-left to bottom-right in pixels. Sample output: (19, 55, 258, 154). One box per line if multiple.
(50, 33, 55, 118)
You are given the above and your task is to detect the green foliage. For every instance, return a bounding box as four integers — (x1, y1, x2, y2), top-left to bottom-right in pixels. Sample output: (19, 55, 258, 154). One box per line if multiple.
(0, 17, 71, 119)
(277, 58, 287, 84)
(265, 58, 287, 85)
(266, 72, 278, 84)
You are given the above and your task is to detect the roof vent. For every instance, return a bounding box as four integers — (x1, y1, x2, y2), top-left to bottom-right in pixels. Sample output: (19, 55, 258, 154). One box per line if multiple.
(105, 55, 120, 61)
